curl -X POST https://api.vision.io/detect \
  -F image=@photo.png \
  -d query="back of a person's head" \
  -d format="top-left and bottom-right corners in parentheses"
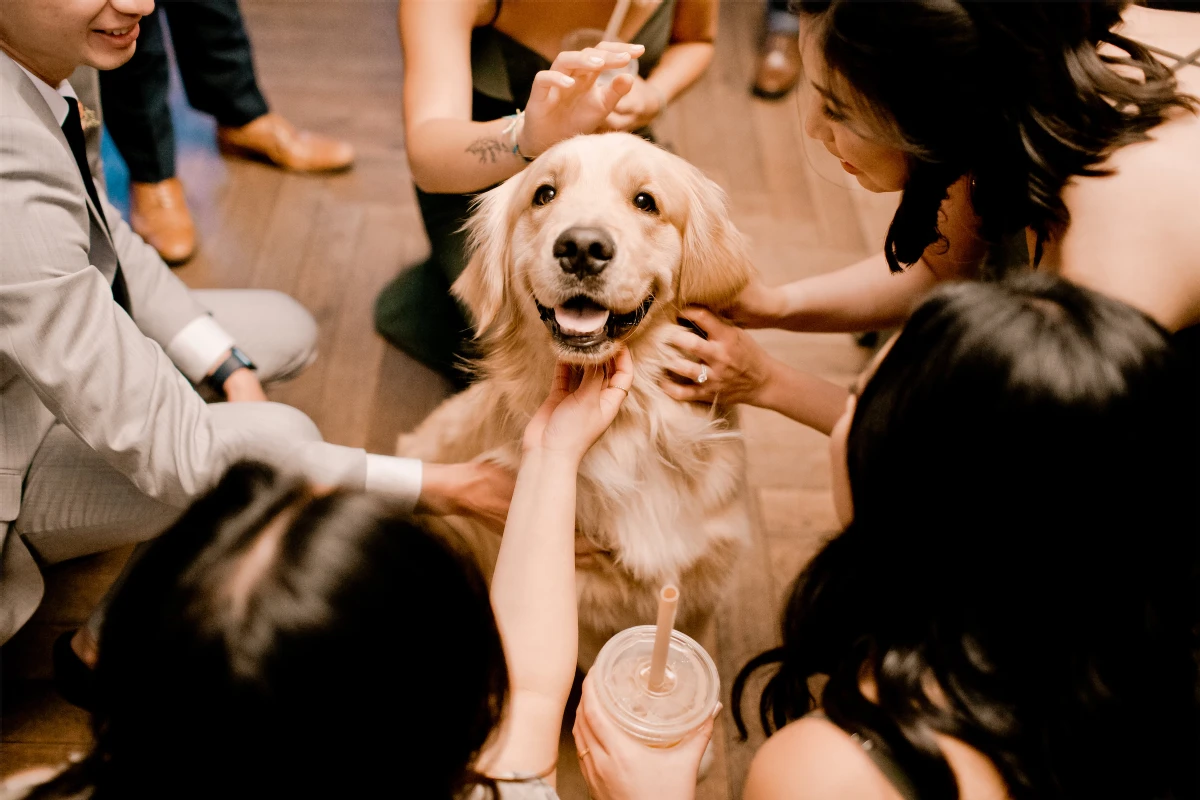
top-left (42, 463), bottom-right (507, 800)
top-left (851, 271), bottom-right (1195, 544)
top-left (738, 273), bottom-right (1199, 799)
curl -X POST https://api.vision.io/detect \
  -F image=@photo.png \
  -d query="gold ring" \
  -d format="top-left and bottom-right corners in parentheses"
top-left (578, 748), bottom-right (591, 759)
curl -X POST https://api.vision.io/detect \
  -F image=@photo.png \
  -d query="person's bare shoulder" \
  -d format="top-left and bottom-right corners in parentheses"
top-left (742, 717), bottom-right (903, 800)
top-left (1057, 112), bottom-right (1200, 329)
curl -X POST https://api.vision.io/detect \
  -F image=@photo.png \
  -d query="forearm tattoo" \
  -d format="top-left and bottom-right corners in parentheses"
top-left (466, 137), bottom-right (509, 163)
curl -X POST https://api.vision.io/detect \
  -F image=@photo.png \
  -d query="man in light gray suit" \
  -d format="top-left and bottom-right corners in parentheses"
top-left (0, 0), bottom-right (513, 686)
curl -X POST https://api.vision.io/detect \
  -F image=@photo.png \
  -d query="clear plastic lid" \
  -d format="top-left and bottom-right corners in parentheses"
top-left (591, 625), bottom-right (720, 746)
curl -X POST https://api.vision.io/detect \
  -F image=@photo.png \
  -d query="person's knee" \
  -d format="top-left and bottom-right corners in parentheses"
top-left (253, 402), bottom-right (323, 443)
top-left (212, 401), bottom-right (323, 444)
top-left (253, 291), bottom-right (319, 383)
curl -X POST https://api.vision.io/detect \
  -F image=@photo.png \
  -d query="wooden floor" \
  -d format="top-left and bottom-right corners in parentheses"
top-left (0, 2), bottom-right (897, 796)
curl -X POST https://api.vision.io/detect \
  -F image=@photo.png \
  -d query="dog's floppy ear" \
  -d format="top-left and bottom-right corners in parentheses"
top-left (453, 177), bottom-right (520, 335)
top-left (676, 164), bottom-right (755, 307)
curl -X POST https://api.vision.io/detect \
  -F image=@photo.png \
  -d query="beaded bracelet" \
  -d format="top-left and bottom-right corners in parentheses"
top-left (502, 109), bottom-right (536, 163)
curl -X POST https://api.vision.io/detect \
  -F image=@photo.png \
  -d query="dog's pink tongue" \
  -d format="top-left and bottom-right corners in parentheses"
top-left (554, 304), bottom-right (610, 335)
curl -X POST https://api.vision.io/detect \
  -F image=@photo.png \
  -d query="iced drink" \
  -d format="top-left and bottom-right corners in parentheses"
top-left (590, 625), bottom-right (720, 747)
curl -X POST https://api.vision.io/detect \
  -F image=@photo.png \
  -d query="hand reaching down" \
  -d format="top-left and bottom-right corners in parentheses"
top-left (523, 346), bottom-right (635, 462)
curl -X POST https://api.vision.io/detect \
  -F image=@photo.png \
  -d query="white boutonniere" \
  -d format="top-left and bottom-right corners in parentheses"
top-left (79, 104), bottom-right (101, 133)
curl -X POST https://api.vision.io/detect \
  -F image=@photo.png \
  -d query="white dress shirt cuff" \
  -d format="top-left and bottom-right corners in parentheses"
top-left (165, 315), bottom-right (238, 384)
top-left (364, 455), bottom-right (423, 512)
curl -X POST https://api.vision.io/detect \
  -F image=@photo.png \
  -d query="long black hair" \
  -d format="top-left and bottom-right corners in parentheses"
top-left (795, 0), bottom-right (1198, 271)
top-left (734, 274), bottom-right (1200, 799)
top-left (31, 462), bottom-right (509, 800)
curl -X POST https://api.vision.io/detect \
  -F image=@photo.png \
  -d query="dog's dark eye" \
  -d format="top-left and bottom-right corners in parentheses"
top-left (633, 192), bottom-right (658, 214)
top-left (533, 185), bottom-right (557, 206)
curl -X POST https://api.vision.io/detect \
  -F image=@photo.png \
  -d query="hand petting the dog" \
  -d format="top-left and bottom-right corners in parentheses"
top-left (415, 461), bottom-right (516, 532)
top-left (721, 278), bottom-right (788, 329)
top-left (519, 43), bottom-right (644, 158)
top-left (662, 308), bottom-right (848, 435)
top-left (524, 346), bottom-right (635, 462)
top-left (598, 75), bottom-right (666, 133)
top-left (662, 307), bottom-right (775, 407)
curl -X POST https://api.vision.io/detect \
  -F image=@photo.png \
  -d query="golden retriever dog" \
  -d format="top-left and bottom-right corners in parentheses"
top-left (398, 132), bottom-right (753, 666)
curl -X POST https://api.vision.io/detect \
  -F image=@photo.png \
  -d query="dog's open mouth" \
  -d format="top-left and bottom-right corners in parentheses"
top-left (535, 295), bottom-right (655, 349)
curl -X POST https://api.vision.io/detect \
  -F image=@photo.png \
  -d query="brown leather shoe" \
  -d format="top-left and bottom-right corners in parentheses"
top-left (752, 32), bottom-right (803, 100)
top-left (130, 177), bottom-right (196, 266)
top-left (217, 113), bottom-right (355, 173)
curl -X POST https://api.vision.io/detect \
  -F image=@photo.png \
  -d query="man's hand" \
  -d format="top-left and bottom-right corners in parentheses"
top-left (222, 367), bottom-right (267, 402)
top-left (417, 461), bottom-right (517, 531)
top-left (205, 348), bottom-right (266, 402)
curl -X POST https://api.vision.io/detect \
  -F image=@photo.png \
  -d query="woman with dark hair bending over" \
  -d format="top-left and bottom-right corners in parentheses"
top-left (665, 1), bottom-right (1200, 432)
top-left (574, 274), bottom-right (1199, 799)
top-left (1, 351), bottom-right (638, 800)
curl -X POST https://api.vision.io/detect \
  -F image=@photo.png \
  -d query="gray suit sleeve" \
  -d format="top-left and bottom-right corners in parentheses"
top-left (67, 63), bottom-right (225, 360)
top-left (98, 173), bottom-right (220, 351)
top-left (0, 116), bottom-right (372, 507)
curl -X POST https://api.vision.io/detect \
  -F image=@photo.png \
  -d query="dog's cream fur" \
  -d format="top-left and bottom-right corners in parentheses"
top-left (398, 133), bottom-right (754, 666)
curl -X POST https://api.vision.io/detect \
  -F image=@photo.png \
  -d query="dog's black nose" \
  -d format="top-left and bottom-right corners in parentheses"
top-left (554, 227), bottom-right (615, 276)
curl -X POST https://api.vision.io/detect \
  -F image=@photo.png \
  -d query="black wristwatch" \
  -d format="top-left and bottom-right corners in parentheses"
top-left (206, 347), bottom-right (256, 395)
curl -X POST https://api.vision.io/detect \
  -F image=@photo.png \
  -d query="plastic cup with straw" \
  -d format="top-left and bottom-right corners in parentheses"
top-left (589, 584), bottom-right (721, 748)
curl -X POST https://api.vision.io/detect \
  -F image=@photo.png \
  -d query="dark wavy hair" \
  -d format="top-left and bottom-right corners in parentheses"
top-left (733, 274), bottom-right (1200, 799)
top-left (795, 0), bottom-right (1199, 271)
top-left (30, 463), bottom-right (509, 800)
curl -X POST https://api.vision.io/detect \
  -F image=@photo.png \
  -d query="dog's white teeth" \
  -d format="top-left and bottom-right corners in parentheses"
top-left (554, 304), bottom-right (610, 335)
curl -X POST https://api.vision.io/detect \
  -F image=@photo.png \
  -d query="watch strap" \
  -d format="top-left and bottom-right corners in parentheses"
top-left (207, 348), bottom-right (256, 393)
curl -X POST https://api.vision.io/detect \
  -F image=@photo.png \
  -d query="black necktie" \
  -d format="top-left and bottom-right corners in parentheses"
top-left (61, 99), bottom-right (132, 315)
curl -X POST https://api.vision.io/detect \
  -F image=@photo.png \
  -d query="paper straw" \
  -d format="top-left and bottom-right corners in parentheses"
top-left (648, 584), bottom-right (679, 692)
top-left (603, 0), bottom-right (633, 42)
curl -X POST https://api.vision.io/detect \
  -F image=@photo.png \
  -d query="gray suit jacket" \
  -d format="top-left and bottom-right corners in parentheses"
top-left (0, 58), bottom-right (369, 643)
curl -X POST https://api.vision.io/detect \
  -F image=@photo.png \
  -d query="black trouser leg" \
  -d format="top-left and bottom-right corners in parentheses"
top-left (160, 0), bottom-right (269, 128)
top-left (98, 7), bottom-right (176, 183)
